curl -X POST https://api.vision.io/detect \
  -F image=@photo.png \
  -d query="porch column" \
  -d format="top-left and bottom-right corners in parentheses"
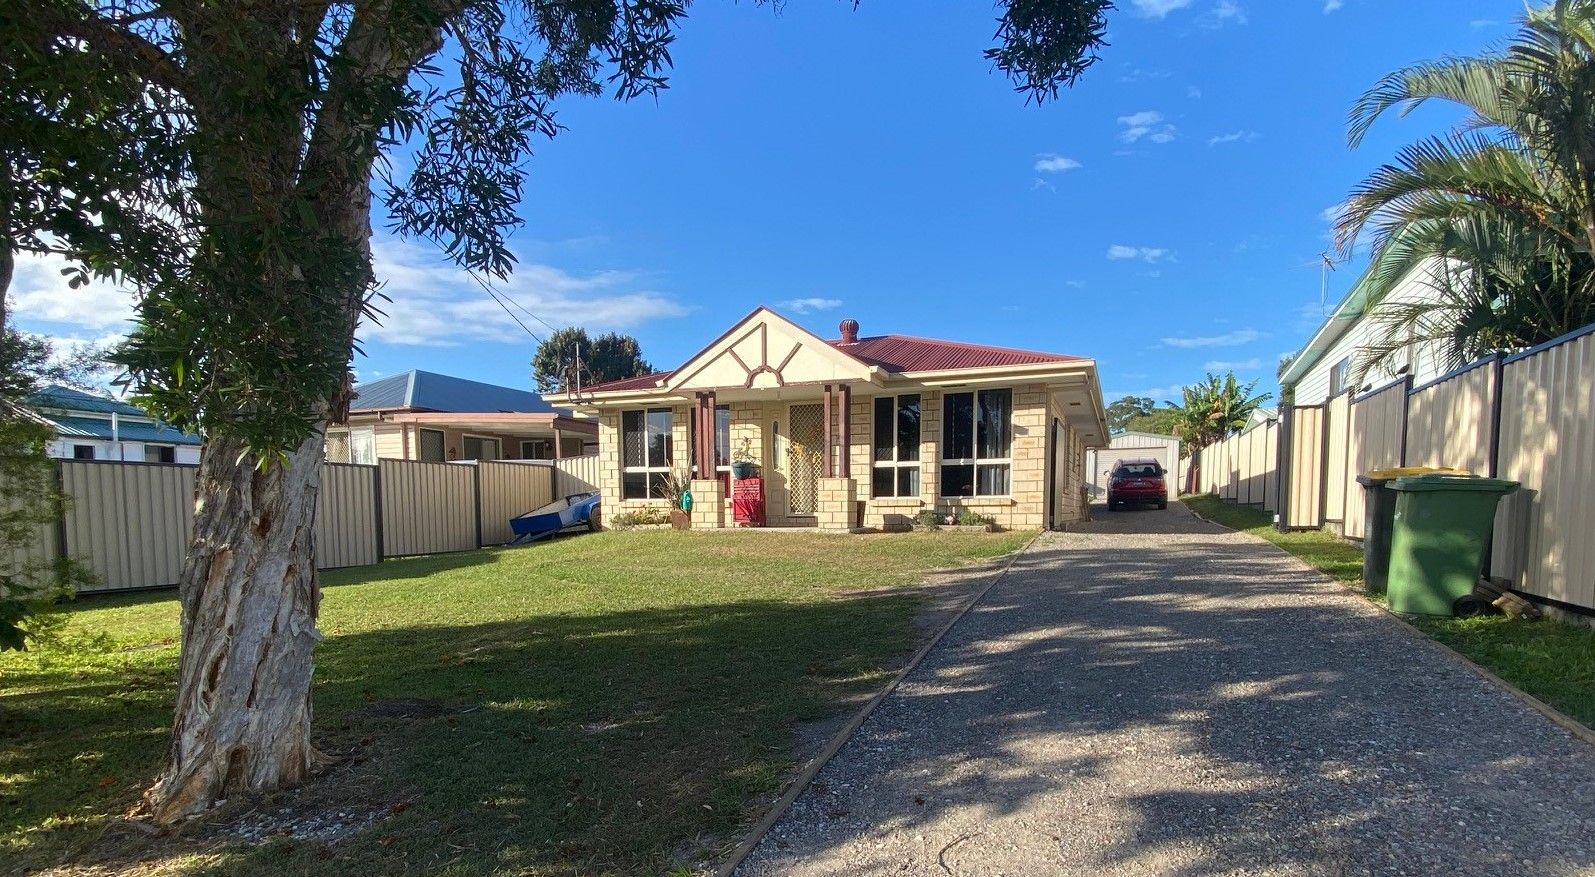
top-left (837, 383), bottom-right (851, 478)
top-left (553, 426), bottom-right (563, 460)
top-left (822, 383), bottom-right (834, 478)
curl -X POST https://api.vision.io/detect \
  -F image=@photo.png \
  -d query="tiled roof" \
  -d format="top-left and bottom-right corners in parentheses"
top-left (352, 370), bottom-right (561, 414)
top-left (581, 334), bottom-right (1082, 393)
top-left (835, 335), bottom-right (1083, 372)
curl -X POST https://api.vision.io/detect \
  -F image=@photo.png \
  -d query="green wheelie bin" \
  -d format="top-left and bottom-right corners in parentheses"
top-left (1386, 474), bottom-right (1519, 616)
top-left (1355, 466), bottom-right (1467, 594)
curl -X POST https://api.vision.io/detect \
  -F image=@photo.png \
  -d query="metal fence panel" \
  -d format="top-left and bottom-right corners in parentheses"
top-left (378, 459), bottom-right (477, 557)
top-left (478, 461), bottom-right (555, 546)
top-left (1406, 361), bottom-right (1496, 474)
top-left (61, 461), bottom-right (195, 592)
top-left (1344, 384), bottom-right (1406, 540)
top-left (1493, 329), bottom-right (1595, 610)
top-left (1322, 393), bottom-right (1351, 524)
top-left (1286, 406), bottom-right (1324, 528)
top-left (317, 463), bottom-right (380, 569)
top-left (553, 454), bottom-right (601, 496)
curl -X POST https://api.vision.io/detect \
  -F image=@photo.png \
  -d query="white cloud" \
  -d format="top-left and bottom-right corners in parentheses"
top-left (8, 252), bottom-right (137, 331)
top-left (1107, 245), bottom-right (1170, 263)
top-left (363, 238), bottom-right (687, 347)
top-left (1118, 110), bottom-right (1177, 144)
top-left (1131, 0), bottom-right (1194, 18)
top-left (1187, 86), bottom-right (1203, 99)
top-left (1106, 384), bottom-right (1188, 403)
top-left (1207, 130), bottom-right (1259, 146)
top-left (1323, 0), bottom-right (1344, 12)
top-left (1031, 177), bottom-right (1057, 193)
top-left (1470, 19), bottom-right (1500, 29)
top-left (1119, 68), bottom-right (1171, 83)
top-left (778, 297), bottom-right (843, 314)
top-left (1201, 0), bottom-right (1247, 27)
top-left (1203, 357), bottom-right (1263, 371)
top-left (1033, 153), bottom-right (1082, 173)
top-left (1320, 202), bottom-right (1348, 226)
top-left (1162, 328), bottom-right (1264, 348)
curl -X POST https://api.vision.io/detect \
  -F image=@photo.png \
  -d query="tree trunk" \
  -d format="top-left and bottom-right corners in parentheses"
top-left (141, 428), bottom-right (328, 824)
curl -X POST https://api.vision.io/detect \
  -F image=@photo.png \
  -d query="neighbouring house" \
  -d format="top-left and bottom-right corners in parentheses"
top-left (26, 385), bottom-right (202, 463)
top-left (564, 308), bottom-right (1109, 531)
top-left (1281, 260), bottom-right (1450, 404)
top-left (1086, 431), bottom-right (1183, 500)
top-left (326, 369), bottom-right (597, 464)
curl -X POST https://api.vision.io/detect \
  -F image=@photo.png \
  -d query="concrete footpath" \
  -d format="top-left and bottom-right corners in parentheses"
top-left (736, 504), bottom-right (1595, 876)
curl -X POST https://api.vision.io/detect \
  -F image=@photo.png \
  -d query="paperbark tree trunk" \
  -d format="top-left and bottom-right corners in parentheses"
top-left (141, 430), bottom-right (330, 824)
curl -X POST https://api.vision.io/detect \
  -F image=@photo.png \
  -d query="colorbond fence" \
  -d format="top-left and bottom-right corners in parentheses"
top-left (24, 455), bottom-right (598, 594)
top-left (1195, 420), bottom-right (1279, 513)
top-left (1205, 320), bottom-right (1595, 614)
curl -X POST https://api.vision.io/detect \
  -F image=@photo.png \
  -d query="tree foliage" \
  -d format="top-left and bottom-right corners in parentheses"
top-left (1167, 373), bottom-right (1271, 452)
top-left (1105, 395), bottom-right (1154, 433)
top-left (531, 327), bottom-right (651, 393)
top-left (1338, 0), bottom-right (1595, 379)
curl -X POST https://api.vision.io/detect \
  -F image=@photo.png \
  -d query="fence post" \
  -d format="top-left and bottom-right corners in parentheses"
top-left (1487, 352), bottom-right (1506, 479)
top-left (372, 462), bottom-right (386, 563)
top-left (1397, 373), bottom-right (1415, 467)
top-left (52, 459), bottom-right (68, 563)
top-left (1274, 412), bottom-right (1291, 530)
top-left (472, 461), bottom-right (484, 549)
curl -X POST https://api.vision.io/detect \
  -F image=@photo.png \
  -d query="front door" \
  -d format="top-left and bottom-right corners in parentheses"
top-left (786, 403), bottom-right (824, 517)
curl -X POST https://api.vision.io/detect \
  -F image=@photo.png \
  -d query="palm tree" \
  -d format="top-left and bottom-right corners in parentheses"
top-left (1167, 373), bottom-right (1272, 452)
top-left (1337, 0), bottom-right (1595, 378)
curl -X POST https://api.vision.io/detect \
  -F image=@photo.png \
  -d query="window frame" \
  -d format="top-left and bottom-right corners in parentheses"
top-left (939, 388), bottom-right (1013, 498)
top-left (622, 407), bottom-right (675, 500)
top-left (144, 444), bottom-right (176, 464)
top-left (687, 404), bottom-right (733, 477)
top-left (520, 438), bottom-right (554, 460)
top-left (350, 427), bottom-right (377, 465)
top-left (417, 427), bottom-right (446, 463)
top-left (1329, 357), bottom-right (1351, 396)
top-left (72, 444), bottom-right (96, 460)
top-left (871, 394), bottom-right (922, 498)
top-left (460, 433), bottom-right (501, 461)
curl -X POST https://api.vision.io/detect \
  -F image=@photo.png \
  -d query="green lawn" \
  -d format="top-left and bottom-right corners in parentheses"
top-left (0, 529), bottom-right (1028, 876)
top-left (1183, 494), bottom-right (1595, 728)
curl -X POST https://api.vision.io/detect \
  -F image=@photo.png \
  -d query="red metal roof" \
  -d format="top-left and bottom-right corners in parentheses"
top-left (581, 334), bottom-right (1082, 393)
top-left (835, 335), bottom-right (1083, 372)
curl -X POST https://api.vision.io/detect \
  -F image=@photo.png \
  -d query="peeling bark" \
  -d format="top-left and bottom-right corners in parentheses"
top-left (142, 429), bottom-right (329, 824)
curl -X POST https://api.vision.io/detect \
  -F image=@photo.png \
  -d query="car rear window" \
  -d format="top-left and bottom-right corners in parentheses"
top-left (1115, 464), bottom-right (1161, 478)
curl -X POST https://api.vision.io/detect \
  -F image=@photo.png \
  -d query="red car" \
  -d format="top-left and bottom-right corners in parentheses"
top-left (1107, 458), bottom-right (1168, 511)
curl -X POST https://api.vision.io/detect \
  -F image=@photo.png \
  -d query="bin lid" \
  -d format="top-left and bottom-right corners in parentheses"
top-left (1365, 466), bottom-right (1469, 482)
top-left (1388, 473), bottom-right (1519, 494)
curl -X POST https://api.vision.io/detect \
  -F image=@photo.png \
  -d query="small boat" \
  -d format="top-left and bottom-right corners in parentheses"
top-left (509, 492), bottom-right (601, 544)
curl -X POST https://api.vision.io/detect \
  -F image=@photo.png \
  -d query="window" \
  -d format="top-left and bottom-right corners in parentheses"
top-left (350, 428), bottom-right (377, 465)
top-left (559, 434), bottom-right (587, 458)
top-left (1113, 462), bottom-right (1162, 479)
top-left (418, 428), bottom-right (446, 462)
top-left (872, 394), bottom-right (921, 497)
top-left (461, 435), bottom-right (500, 461)
top-left (940, 389), bottom-right (1012, 497)
top-left (325, 429), bottom-right (352, 463)
top-left (145, 445), bottom-right (176, 464)
top-left (622, 408), bottom-right (674, 499)
top-left (72, 444), bottom-right (95, 460)
top-left (1329, 357), bottom-right (1351, 396)
top-left (520, 438), bottom-right (554, 460)
top-left (687, 405), bottom-right (732, 475)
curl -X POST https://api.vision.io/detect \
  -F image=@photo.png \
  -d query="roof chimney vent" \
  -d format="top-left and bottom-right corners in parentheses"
top-left (839, 318), bottom-right (859, 344)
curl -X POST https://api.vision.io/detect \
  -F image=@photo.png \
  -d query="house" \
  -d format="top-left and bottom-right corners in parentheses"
top-left (325, 369), bottom-right (597, 464)
top-left (565, 308), bottom-right (1109, 531)
top-left (1281, 260), bottom-right (1450, 404)
top-left (27, 385), bottom-right (202, 463)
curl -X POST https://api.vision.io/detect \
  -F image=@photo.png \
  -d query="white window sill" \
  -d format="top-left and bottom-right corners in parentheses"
top-left (868, 498), bottom-right (925, 508)
top-left (938, 496), bottom-right (1015, 506)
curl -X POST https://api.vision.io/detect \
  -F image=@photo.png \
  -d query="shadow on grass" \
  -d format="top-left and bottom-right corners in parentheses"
top-left (4, 589), bottom-right (934, 877)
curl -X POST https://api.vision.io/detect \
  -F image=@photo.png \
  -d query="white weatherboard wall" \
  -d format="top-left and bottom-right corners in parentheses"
top-left (1087, 432), bottom-right (1181, 500)
top-left (1294, 268), bottom-right (1451, 406)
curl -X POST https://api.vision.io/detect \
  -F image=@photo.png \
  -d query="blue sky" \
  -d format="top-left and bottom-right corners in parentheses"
top-left (12, 0), bottom-right (1518, 406)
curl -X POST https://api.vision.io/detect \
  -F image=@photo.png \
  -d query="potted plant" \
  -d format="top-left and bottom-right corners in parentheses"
top-left (658, 471), bottom-right (693, 529)
top-left (730, 437), bottom-right (759, 479)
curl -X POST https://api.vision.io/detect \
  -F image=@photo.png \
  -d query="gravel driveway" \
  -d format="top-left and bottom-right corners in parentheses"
top-left (736, 503), bottom-right (1595, 876)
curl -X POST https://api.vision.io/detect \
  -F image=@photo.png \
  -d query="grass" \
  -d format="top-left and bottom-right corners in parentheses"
top-left (0, 529), bottom-right (1028, 876)
top-left (1183, 493), bottom-right (1595, 728)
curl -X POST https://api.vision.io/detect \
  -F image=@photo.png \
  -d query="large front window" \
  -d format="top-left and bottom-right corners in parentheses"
top-left (941, 389), bottom-right (1011, 496)
top-left (872, 394), bottom-right (921, 497)
top-left (623, 408), bottom-right (674, 499)
top-left (687, 405), bottom-right (732, 475)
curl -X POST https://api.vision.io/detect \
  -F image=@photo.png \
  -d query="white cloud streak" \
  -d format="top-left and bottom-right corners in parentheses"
top-left (1207, 130), bottom-right (1258, 146)
top-left (778, 297), bottom-right (843, 314)
top-left (1131, 0), bottom-right (1194, 18)
top-left (1033, 153), bottom-right (1083, 173)
top-left (1162, 328), bottom-right (1264, 348)
top-left (1107, 245), bottom-right (1170, 263)
top-left (1118, 110), bottom-right (1177, 144)
top-left (1203, 357), bottom-right (1263, 371)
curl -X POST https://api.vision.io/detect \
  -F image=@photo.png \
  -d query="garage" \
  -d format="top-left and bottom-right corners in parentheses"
top-left (1086, 431), bottom-right (1182, 501)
